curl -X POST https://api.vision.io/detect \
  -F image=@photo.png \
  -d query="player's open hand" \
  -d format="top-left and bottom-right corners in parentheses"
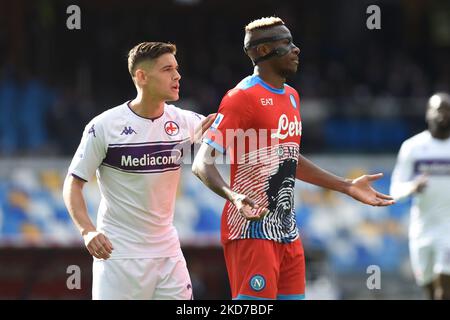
top-left (347, 173), bottom-right (395, 207)
top-left (83, 231), bottom-right (114, 260)
top-left (193, 113), bottom-right (216, 143)
top-left (231, 193), bottom-right (270, 221)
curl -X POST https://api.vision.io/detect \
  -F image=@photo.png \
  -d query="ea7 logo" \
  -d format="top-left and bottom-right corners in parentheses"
top-left (260, 98), bottom-right (273, 106)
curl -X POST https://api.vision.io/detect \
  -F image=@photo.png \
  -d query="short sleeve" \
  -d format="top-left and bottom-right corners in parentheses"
top-left (203, 89), bottom-right (253, 154)
top-left (68, 119), bottom-right (107, 182)
top-left (183, 110), bottom-right (205, 144)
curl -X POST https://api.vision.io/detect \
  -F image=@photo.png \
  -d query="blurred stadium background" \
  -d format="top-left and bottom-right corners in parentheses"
top-left (0, 0), bottom-right (449, 299)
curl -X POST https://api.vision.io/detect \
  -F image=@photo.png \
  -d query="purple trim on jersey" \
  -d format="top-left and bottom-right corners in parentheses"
top-left (126, 101), bottom-right (165, 121)
top-left (414, 159), bottom-right (450, 175)
top-left (109, 138), bottom-right (188, 147)
top-left (71, 173), bottom-right (88, 182)
top-left (102, 140), bottom-right (189, 173)
top-left (101, 163), bottom-right (181, 174)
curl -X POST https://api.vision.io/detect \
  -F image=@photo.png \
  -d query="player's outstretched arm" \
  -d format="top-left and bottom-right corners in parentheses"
top-left (63, 175), bottom-right (114, 259)
top-left (345, 173), bottom-right (395, 206)
top-left (390, 174), bottom-right (428, 200)
top-left (296, 154), bottom-right (395, 207)
top-left (192, 142), bottom-right (268, 220)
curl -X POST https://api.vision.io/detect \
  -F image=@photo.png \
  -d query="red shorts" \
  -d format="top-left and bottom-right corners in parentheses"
top-left (223, 238), bottom-right (305, 300)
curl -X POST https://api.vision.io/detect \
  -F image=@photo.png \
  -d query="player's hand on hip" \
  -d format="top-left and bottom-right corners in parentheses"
top-left (193, 113), bottom-right (216, 143)
top-left (231, 193), bottom-right (269, 221)
top-left (347, 173), bottom-right (395, 207)
top-left (83, 231), bottom-right (114, 260)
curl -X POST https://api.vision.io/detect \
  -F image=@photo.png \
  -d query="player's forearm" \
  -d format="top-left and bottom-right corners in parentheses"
top-left (296, 154), bottom-right (352, 194)
top-left (389, 181), bottom-right (416, 200)
top-left (62, 175), bottom-right (96, 236)
top-left (192, 158), bottom-right (235, 203)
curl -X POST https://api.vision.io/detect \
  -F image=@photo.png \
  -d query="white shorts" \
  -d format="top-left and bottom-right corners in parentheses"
top-left (92, 254), bottom-right (193, 300)
top-left (409, 237), bottom-right (450, 286)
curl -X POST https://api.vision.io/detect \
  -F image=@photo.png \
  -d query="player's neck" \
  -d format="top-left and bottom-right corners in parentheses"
top-left (430, 129), bottom-right (450, 140)
top-left (254, 67), bottom-right (285, 89)
top-left (130, 92), bottom-right (165, 119)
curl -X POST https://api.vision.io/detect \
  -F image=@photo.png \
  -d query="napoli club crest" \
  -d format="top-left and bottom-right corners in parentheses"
top-left (164, 121), bottom-right (179, 136)
top-left (249, 274), bottom-right (266, 292)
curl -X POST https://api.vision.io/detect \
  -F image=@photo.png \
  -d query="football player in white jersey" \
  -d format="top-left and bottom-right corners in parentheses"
top-left (391, 93), bottom-right (450, 300)
top-left (63, 42), bottom-right (214, 300)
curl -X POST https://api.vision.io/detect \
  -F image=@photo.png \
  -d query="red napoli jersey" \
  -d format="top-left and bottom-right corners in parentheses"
top-left (204, 75), bottom-right (302, 244)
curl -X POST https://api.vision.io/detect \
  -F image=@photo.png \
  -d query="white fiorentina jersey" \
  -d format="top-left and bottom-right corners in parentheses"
top-left (390, 131), bottom-right (450, 240)
top-left (68, 101), bottom-right (204, 259)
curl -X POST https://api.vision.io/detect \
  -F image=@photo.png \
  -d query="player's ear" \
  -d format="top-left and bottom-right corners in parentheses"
top-left (134, 69), bottom-right (147, 86)
top-left (256, 44), bottom-right (272, 57)
top-left (246, 47), bottom-right (257, 60)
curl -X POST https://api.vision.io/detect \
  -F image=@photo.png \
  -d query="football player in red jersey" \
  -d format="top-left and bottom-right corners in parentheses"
top-left (192, 17), bottom-right (395, 300)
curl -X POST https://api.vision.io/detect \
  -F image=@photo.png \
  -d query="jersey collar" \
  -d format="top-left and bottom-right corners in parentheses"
top-left (255, 75), bottom-right (285, 95)
top-left (126, 100), bottom-right (165, 122)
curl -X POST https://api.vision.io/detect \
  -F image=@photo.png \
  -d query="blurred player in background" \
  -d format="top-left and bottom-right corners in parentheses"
top-left (192, 17), bottom-right (394, 300)
top-left (391, 93), bottom-right (450, 300)
top-left (63, 42), bottom-right (214, 299)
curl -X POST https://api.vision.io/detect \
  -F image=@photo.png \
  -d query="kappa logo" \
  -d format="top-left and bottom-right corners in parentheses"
top-left (88, 124), bottom-right (96, 137)
top-left (121, 126), bottom-right (137, 135)
top-left (249, 274), bottom-right (266, 292)
top-left (165, 121), bottom-right (179, 136)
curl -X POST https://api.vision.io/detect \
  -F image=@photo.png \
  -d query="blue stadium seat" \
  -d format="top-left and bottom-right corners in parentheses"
top-left (195, 206), bottom-right (221, 233)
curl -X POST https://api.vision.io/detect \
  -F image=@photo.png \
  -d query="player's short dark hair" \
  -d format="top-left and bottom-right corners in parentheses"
top-left (127, 42), bottom-right (177, 77)
top-left (245, 16), bottom-right (285, 32)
